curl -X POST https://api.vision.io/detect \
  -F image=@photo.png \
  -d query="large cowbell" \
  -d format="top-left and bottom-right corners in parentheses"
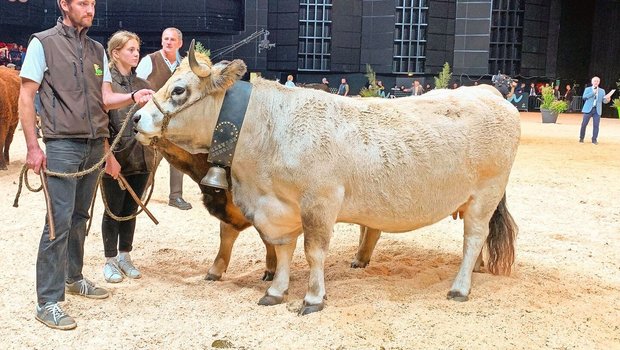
top-left (200, 166), bottom-right (229, 190)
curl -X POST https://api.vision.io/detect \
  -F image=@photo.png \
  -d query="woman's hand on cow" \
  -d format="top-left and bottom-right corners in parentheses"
top-left (104, 153), bottom-right (121, 179)
top-left (26, 146), bottom-right (46, 175)
top-left (133, 89), bottom-right (155, 107)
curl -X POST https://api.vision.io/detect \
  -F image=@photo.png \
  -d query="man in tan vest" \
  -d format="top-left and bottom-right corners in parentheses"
top-left (136, 27), bottom-right (192, 210)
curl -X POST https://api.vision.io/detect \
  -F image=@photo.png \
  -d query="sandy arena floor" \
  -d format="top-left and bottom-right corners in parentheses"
top-left (0, 112), bottom-right (619, 349)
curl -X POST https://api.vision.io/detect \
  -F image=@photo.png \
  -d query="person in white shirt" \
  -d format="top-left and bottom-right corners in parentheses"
top-left (136, 28), bottom-right (192, 210)
top-left (284, 74), bottom-right (295, 87)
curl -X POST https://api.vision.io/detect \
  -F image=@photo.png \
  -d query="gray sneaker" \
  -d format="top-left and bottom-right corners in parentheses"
top-left (35, 302), bottom-right (77, 330)
top-left (66, 278), bottom-right (110, 299)
top-left (118, 255), bottom-right (142, 279)
top-left (103, 261), bottom-right (123, 283)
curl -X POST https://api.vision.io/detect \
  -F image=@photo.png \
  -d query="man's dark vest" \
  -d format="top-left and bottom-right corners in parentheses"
top-left (146, 52), bottom-right (174, 90)
top-left (32, 19), bottom-right (108, 139)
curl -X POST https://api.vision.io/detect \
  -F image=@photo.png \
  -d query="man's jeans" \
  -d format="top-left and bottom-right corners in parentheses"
top-left (579, 110), bottom-right (600, 142)
top-left (36, 138), bottom-right (104, 305)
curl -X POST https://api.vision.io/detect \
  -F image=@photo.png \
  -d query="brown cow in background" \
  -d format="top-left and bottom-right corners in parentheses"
top-left (0, 66), bottom-right (20, 170)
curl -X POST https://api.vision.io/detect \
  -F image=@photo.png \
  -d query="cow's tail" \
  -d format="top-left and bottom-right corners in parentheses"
top-left (486, 193), bottom-right (518, 275)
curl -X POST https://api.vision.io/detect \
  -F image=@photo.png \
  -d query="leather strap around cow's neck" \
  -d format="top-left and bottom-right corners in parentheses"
top-left (207, 80), bottom-right (253, 167)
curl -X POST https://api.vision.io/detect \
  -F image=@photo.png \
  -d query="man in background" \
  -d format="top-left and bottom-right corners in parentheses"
top-left (136, 27), bottom-right (192, 210)
top-left (579, 76), bottom-right (612, 145)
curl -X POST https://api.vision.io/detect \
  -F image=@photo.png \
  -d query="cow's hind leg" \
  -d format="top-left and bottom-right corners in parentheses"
top-left (351, 225), bottom-right (381, 268)
top-left (0, 123), bottom-right (7, 170)
top-left (206, 221), bottom-right (241, 281)
top-left (447, 194), bottom-right (498, 301)
top-left (4, 121), bottom-right (17, 164)
top-left (258, 237), bottom-right (298, 306)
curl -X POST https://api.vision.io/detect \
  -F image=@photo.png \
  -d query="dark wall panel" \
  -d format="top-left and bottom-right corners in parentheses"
top-left (360, 0), bottom-right (395, 74)
top-left (266, 0), bottom-right (299, 72)
top-left (453, 0), bottom-right (492, 75)
top-left (426, 0), bottom-right (456, 75)
top-left (556, 0), bottom-right (594, 85)
top-left (521, 0), bottom-right (550, 78)
top-left (331, 0), bottom-right (362, 73)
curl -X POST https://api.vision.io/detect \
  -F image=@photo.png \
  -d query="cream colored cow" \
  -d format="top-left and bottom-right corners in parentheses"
top-left (135, 42), bottom-right (520, 315)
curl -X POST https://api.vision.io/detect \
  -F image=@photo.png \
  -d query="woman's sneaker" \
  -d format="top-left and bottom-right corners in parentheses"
top-left (35, 302), bottom-right (77, 330)
top-left (65, 278), bottom-right (110, 299)
top-left (103, 261), bottom-right (123, 283)
top-left (118, 255), bottom-right (142, 279)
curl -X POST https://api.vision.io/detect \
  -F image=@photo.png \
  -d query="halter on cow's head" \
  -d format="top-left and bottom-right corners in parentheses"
top-left (134, 39), bottom-right (247, 154)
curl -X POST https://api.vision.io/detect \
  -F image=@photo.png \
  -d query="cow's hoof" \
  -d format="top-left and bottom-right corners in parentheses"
top-left (262, 271), bottom-right (275, 281)
top-left (0, 165), bottom-right (7, 171)
top-left (350, 260), bottom-right (369, 268)
top-left (258, 293), bottom-right (284, 306)
top-left (205, 273), bottom-right (222, 281)
top-left (298, 301), bottom-right (324, 315)
top-left (446, 290), bottom-right (469, 302)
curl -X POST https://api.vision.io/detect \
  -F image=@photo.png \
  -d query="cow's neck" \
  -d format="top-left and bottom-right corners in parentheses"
top-left (206, 80), bottom-right (253, 168)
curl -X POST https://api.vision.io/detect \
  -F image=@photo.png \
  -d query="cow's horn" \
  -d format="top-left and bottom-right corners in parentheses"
top-left (189, 39), bottom-right (211, 78)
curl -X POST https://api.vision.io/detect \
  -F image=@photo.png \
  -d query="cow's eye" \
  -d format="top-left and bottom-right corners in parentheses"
top-left (172, 86), bottom-right (186, 96)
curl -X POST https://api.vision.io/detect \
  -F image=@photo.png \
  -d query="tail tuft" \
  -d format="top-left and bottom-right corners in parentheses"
top-left (486, 194), bottom-right (518, 275)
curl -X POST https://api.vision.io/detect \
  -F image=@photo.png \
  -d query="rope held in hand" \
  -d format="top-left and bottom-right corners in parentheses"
top-left (12, 104), bottom-right (159, 240)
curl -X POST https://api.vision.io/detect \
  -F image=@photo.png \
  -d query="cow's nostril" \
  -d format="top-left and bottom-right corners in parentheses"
top-left (133, 114), bottom-right (141, 124)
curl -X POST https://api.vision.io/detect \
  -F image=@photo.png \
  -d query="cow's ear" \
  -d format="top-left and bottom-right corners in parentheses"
top-left (211, 59), bottom-right (247, 91)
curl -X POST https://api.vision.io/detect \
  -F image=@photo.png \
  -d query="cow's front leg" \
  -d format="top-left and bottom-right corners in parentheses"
top-left (351, 226), bottom-right (381, 268)
top-left (206, 221), bottom-right (241, 281)
top-left (258, 237), bottom-right (298, 306)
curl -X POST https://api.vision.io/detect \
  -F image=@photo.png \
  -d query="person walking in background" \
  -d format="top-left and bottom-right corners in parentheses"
top-left (18, 0), bottom-right (152, 330)
top-left (284, 74), bottom-right (295, 87)
top-left (564, 84), bottom-right (575, 112)
top-left (136, 27), bottom-right (192, 210)
top-left (579, 76), bottom-right (612, 145)
top-left (337, 78), bottom-right (349, 96)
top-left (100, 30), bottom-right (155, 284)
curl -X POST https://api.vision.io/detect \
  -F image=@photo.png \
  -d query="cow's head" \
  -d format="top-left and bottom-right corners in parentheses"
top-left (134, 40), bottom-right (247, 153)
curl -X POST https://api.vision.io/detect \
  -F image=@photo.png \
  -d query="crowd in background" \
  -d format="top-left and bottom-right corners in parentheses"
top-left (0, 41), bottom-right (26, 69)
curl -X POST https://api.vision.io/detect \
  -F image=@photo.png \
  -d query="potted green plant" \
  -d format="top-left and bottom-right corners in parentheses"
top-left (539, 85), bottom-right (568, 123)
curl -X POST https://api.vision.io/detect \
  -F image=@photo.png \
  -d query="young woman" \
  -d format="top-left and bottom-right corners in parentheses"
top-left (101, 30), bottom-right (155, 283)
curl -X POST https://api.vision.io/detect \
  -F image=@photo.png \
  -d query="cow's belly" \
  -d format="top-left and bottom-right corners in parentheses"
top-left (338, 181), bottom-right (472, 232)
top-left (233, 186), bottom-right (303, 244)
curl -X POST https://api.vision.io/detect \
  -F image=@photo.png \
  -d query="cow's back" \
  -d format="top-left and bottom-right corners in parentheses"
top-left (235, 81), bottom-right (520, 232)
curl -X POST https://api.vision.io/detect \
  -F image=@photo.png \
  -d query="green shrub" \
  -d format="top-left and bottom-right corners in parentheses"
top-left (434, 62), bottom-right (451, 89)
top-left (194, 41), bottom-right (211, 56)
top-left (540, 85), bottom-right (568, 113)
top-left (359, 64), bottom-right (381, 97)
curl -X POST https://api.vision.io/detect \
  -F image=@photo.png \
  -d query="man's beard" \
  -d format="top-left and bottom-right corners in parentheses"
top-left (69, 13), bottom-right (93, 29)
